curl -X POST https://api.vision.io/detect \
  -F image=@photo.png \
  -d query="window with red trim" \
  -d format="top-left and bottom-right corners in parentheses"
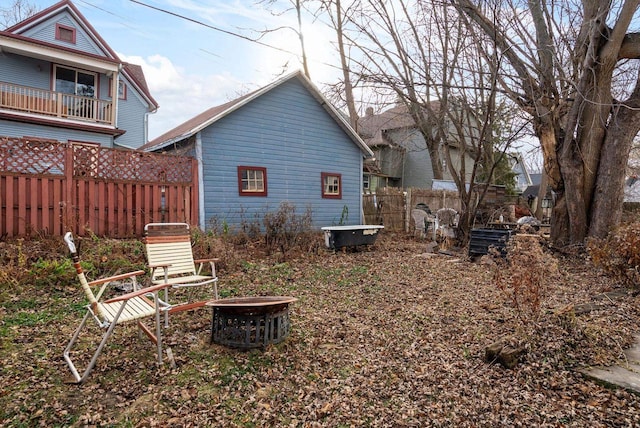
top-left (55, 23), bottom-right (76, 44)
top-left (238, 166), bottom-right (267, 196)
top-left (108, 79), bottom-right (127, 100)
top-left (322, 172), bottom-right (342, 199)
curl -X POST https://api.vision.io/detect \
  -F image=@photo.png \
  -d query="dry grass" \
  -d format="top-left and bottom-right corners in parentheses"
top-left (1, 232), bottom-right (640, 427)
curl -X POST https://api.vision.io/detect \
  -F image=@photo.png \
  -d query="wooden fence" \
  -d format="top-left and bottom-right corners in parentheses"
top-left (363, 186), bottom-right (510, 232)
top-left (0, 137), bottom-right (198, 238)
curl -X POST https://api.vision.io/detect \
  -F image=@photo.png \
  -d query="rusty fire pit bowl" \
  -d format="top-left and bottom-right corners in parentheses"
top-left (206, 296), bottom-right (297, 349)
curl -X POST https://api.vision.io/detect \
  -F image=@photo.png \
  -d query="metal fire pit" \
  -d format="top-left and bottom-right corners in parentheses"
top-left (206, 296), bottom-right (297, 349)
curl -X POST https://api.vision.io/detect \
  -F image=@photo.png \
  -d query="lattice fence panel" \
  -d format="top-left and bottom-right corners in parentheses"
top-left (73, 145), bottom-right (192, 183)
top-left (0, 137), bottom-right (65, 175)
top-left (1, 136), bottom-right (198, 237)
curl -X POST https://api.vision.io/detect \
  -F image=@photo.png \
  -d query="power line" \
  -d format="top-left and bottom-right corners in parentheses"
top-left (128, 0), bottom-right (296, 56)
top-left (75, 0), bottom-right (137, 30)
top-left (127, 0), bottom-right (342, 73)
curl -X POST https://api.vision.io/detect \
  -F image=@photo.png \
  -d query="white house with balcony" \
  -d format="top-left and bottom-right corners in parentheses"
top-left (0, 0), bottom-right (157, 148)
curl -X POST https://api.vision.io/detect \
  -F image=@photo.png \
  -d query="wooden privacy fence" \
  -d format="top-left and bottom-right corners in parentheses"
top-left (0, 137), bottom-right (198, 238)
top-left (363, 186), bottom-right (509, 232)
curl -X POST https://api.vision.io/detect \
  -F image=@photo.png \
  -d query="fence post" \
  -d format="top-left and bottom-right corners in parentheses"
top-left (405, 187), bottom-right (412, 233)
top-left (191, 158), bottom-right (199, 228)
top-left (64, 143), bottom-right (75, 234)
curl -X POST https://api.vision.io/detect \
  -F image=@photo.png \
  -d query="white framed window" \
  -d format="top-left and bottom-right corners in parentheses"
top-left (238, 166), bottom-right (267, 196)
top-left (109, 79), bottom-right (127, 100)
top-left (54, 65), bottom-right (96, 98)
top-left (363, 174), bottom-right (370, 191)
top-left (322, 172), bottom-right (342, 199)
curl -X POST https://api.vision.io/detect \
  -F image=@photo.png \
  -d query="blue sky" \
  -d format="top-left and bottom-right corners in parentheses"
top-left (27, 0), bottom-right (339, 139)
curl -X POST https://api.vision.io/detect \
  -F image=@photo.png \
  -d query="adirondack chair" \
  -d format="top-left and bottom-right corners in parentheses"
top-left (144, 223), bottom-right (219, 319)
top-left (63, 232), bottom-right (170, 384)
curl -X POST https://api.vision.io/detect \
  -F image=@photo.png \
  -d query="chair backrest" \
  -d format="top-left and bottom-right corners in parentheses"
top-left (436, 208), bottom-right (458, 227)
top-left (411, 209), bottom-right (429, 232)
top-left (144, 223), bottom-right (197, 282)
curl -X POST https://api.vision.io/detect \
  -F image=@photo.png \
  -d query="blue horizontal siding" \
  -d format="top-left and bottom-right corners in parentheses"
top-left (114, 78), bottom-right (149, 149)
top-left (21, 12), bottom-right (104, 56)
top-left (0, 120), bottom-right (112, 146)
top-left (201, 78), bottom-right (363, 230)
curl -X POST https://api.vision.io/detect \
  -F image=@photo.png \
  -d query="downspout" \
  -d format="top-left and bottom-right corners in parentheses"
top-left (195, 132), bottom-right (205, 229)
top-left (360, 156), bottom-right (365, 224)
top-left (114, 64), bottom-right (122, 129)
top-left (144, 113), bottom-right (149, 144)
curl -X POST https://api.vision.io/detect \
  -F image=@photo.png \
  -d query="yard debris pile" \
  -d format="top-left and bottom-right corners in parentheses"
top-left (1, 233), bottom-right (640, 426)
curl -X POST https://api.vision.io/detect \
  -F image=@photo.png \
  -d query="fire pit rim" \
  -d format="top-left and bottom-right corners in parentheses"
top-left (205, 296), bottom-right (298, 308)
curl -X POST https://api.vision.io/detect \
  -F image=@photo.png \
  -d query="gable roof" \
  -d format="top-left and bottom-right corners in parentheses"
top-left (6, 0), bottom-right (118, 59)
top-left (140, 70), bottom-right (373, 157)
top-left (122, 62), bottom-right (158, 112)
top-left (2, 0), bottom-right (158, 111)
top-left (358, 102), bottom-right (441, 146)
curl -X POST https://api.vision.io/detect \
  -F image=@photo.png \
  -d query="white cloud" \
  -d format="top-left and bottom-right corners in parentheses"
top-left (119, 53), bottom-right (243, 140)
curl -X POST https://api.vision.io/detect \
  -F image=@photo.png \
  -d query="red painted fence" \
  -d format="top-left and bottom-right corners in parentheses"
top-left (0, 137), bottom-right (198, 238)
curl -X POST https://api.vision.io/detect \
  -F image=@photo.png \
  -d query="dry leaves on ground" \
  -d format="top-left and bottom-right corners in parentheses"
top-left (1, 234), bottom-right (640, 427)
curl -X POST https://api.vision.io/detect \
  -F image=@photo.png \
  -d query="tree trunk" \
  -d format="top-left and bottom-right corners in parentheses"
top-left (334, 0), bottom-right (359, 130)
top-left (590, 87), bottom-right (640, 237)
top-left (454, 0), bottom-right (640, 247)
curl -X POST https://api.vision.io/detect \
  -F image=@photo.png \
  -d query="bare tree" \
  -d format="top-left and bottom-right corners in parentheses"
top-left (1, 0), bottom-right (38, 29)
top-left (256, 0), bottom-right (312, 78)
top-left (453, 0), bottom-right (640, 246)
top-left (328, 0), bottom-right (525, 242)
top-left (318, 0), bottom-right (360, 129)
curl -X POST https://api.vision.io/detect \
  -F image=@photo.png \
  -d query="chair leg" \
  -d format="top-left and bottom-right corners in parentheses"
top-left (154, 292), bottom-right (163, 364)
top-left (162, 267), bottom-right (170, 328)
top-left (63, 311), bottom-right (92, 383)
top-left (63, 301), bottom-right (129, 384)
top-left (64, 310), bottom-right (121, 384)
top-left (135, 292), bottom-right (164, 365)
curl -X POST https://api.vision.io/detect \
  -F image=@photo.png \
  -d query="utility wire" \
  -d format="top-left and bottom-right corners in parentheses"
top-left (129, 0), bottom-right (296, 56)
top-left (128, 0), bottom-right (342, 72)
top-left (76, 0), bottom-right (137, 30)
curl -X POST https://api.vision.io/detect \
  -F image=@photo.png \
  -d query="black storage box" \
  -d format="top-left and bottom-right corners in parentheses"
top-left (468, 228), bottom-right (514, 257)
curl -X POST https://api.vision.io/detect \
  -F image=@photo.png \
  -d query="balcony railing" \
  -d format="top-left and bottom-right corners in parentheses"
top-left (0, 81), bottom-right (113, 125)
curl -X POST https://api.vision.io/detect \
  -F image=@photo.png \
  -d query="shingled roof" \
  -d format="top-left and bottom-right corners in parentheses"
top-left (357, 102), bottom-right (441, 146)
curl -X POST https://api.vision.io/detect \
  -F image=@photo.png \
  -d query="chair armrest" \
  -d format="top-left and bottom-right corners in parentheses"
top-left (104, 283), bottom-right (171, 303)
top-left (88, 270), bottom-right (146, 287)
top-left (148, 263), bottom-right (172, 269)
top-left (194, 258), bottom-right (218, 277)
top-left (194, 257), bottom-right (219, 264)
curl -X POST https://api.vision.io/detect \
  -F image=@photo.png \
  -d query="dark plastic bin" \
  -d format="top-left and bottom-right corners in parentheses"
top-left (468, 228), bottom-right (514, 257)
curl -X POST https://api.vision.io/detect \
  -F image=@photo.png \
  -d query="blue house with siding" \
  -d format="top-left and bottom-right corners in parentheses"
top-left (0, 0), bottom-right (158, 148)
top-left (140, 71), bottom-right (374, 231)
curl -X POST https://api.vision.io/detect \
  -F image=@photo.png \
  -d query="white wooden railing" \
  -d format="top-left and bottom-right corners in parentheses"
top-left (0, 81), bottom-right (113, 125)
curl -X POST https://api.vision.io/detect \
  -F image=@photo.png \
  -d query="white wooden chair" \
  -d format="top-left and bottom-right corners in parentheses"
top-left (63, 232), bottom-right (170, 384)
top-left (144, 223), bottom-right (219, 321)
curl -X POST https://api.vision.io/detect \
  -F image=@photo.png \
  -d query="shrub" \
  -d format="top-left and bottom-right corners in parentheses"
top-left (263, 202), bottom-right (313, 257)
top-left (587, 222), bottom-right (640, 288)
top-left (493, 234), bottom-right (559, 323)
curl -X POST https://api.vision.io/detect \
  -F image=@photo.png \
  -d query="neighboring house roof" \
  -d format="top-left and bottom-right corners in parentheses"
top-left (522, 184), bottom-right (539, 199)
top-left (2, 0), bottom-right (158, 111)
top-left (141, 70), bottom-right (373, 157)
top-left (529, 173), bottom-right (542, 186)
top-left (359, 103), bottom-right (441, 137)
top-left (358, 103), bottom-right (440, 147)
